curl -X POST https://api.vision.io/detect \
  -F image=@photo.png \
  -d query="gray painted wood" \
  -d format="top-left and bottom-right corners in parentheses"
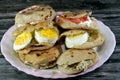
top-left (0, 0), bottom-right (120, 80)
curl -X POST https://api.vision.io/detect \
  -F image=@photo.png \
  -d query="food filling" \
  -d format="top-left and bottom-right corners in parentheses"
top-left (59, 16), bottom-right (92, 25)
top-left (13, 32), bottom-right (32, 51)
top-left (65, 32), bottom-right (89, 48)
top-left (60, 60), bottom-right (93, 71)
top-left (35, 27), bottom-right (59, 44)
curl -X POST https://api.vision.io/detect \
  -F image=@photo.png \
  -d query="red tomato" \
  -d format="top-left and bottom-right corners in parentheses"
top-left (59, 16), bottom-right (88, 24)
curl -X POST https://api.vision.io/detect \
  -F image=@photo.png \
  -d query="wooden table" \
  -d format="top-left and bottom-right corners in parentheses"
top-left (0, 0), bottom-right (119, 80)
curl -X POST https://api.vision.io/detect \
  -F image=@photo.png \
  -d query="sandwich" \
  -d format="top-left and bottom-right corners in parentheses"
top-left (13, 21), bottom-right (59, 51)
top-left (60, 29), bottom-right (104, 49)
top-left (57, 10), bottom-right (99, 30)
top-left (19, 45), bottom-right (61, 69)
top-left (57, 49), bottom-right (98, 74)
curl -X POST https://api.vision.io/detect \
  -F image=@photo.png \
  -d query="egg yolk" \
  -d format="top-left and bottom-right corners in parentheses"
top-left (14, 32), bottom-right (32, 45)
top-left (40, 28), bottom-right (58, 39)
top-left (67, 31), bottom-right (86, 39)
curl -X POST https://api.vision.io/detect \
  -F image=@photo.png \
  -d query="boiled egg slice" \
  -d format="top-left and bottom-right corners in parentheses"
top-left (35, 27), bottom-right (59, 44)
top-left (65, 32), bottom-right (89, 48)
top-left (13, 32), bottom-right (32, 51)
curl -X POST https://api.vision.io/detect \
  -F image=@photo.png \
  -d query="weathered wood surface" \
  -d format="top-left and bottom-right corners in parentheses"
top-left (0, 0), bottom-right (120, 80)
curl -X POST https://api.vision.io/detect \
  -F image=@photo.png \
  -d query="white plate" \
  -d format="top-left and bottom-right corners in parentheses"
top-left (1, 19), bottom-right (116, 79)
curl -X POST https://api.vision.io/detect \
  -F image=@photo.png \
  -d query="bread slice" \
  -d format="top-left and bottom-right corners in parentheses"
top-left (57, 49), bottom-right (98, 74)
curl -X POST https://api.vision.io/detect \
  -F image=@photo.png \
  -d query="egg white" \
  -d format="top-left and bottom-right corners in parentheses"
top-left (65, 32), bottom-right (89, 48)
top-left (13, 32), bottom-right (32, 51)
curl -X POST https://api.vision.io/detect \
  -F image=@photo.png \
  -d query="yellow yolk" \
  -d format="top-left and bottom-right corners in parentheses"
top-left (40, 28), bottom-right (58, 39)
top-left (13, 32), bottom-right (32, 51)
top-left (67, 32), bottom-right (85, 39)
top-left (14, 32), bottom-right (32, 45)
top-left (34, 27), bottom-right (59, 44)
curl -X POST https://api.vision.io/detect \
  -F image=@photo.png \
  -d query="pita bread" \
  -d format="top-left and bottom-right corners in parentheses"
top-left (58, 10), bottom-right (92, 18)
top-left (15, 4), bottom-right (56, 27)
top-left (18, 45), bottom-right (62, 69)
top-left (57, 49), bottom-right (98, 74)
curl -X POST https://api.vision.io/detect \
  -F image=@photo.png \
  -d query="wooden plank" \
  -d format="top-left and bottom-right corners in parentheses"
top-left (0, 0), bottom-right (119, 12)
top-left (0, 13), bottom-right (16, 19)
top-left (0, 19), bottom-right (14, 29)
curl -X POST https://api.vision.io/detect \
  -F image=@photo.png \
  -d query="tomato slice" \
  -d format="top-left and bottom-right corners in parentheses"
top-left (59, 16), bottom-right (88, 24)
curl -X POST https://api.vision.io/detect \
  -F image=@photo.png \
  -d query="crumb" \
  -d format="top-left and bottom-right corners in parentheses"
top-left (32, 68), bottom-right (38, 71)
top-left (24, 61), bottom-right (28, 64)
top-left (52, 71), bottom-right (58, 75)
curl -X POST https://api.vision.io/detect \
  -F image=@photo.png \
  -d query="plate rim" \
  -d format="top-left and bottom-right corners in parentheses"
top-left (0, 19), bottom-right (116, 79)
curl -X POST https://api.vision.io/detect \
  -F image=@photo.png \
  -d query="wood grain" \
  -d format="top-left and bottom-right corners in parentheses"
top-left (0, 0), bottom-right (120, 80)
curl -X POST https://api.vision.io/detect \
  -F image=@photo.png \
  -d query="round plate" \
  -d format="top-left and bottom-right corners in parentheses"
top-left (1, 18), bottom-right (116, 78)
